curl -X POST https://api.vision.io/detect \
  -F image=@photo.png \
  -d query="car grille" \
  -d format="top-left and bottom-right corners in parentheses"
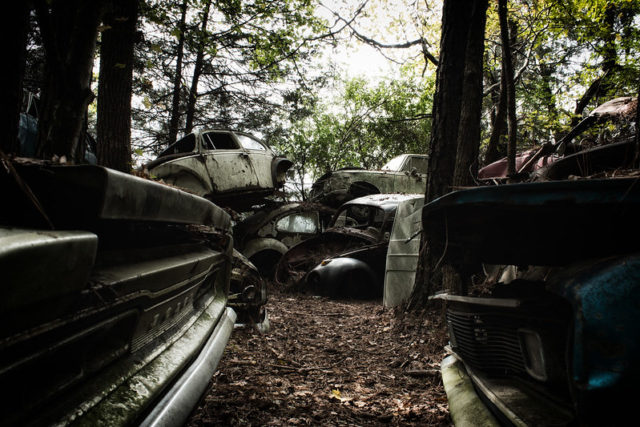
top-left (447, 309), bottom-right (526, 376)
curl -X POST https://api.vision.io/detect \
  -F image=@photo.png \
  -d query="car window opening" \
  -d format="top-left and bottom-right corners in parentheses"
top-left (202, 132), bottom-right (238, 150)
top-left (159, 134), bottom-right (196, 156)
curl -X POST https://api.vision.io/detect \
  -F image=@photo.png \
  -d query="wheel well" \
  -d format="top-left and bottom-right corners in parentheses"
top-left (349, 181), bottom-right (380, 198)
top-left (249, 249), bottom-right (283, 279)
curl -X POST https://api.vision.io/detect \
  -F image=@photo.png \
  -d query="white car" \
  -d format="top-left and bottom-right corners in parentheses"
top-left (148, 129), bottom-right (292, 211)
top-left (309, 154), bottom-right (428, 207)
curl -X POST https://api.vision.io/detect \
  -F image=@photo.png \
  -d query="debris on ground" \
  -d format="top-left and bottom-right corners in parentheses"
top-left (188, 287), bottom-right (450, 426)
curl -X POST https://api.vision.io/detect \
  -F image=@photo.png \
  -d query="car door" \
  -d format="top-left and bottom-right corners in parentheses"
top-left (201, 131), bottom-right (260, 193)
top-left (235, 133), bottom-right (274, 188)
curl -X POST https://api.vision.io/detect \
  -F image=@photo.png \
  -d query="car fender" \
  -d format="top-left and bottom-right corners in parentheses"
top-left (306, 257), bottom-right (379, 298)
top-left (271, 157), bottom-right (293, 187)
top-left (150, 159), bottom-right (213, 197)
top-left (242, 237), bottom-right (288, 259)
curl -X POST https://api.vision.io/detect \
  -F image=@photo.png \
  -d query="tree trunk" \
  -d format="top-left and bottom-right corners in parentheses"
top-left (453, 0), bottom-right (488, 188)
top-left (96, 0), bottom-right (138, 172)
top-left (167, 0), bottom-right (188, 146)
top-left (635, 82), bottom-right (640, 167)
top-left (484, 69), bottom-right (507, 165)
top-left (35, 0), bottom-right (104, 161)
top-left (499, 0), bottom-right (517, 177)
top-left (410, 0), bottom-right (487, 308)
top-left (184, 0), bottom-right (212, 134)
top-left (424, 1), bottom-right (474, 203)
top-left (2, 2), bottom-right (30, 155)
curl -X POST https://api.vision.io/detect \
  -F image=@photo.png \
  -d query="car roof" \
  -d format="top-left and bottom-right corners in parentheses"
top-left (341, 193), bottom-right (424, 212)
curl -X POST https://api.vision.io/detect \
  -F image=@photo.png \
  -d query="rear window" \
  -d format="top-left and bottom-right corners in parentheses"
top-left (275, 212), bottom-right (318, 234)
top-left (159, 134), bottom-right (196, 157)
top-left (237, 134), bottom-right (266, 151)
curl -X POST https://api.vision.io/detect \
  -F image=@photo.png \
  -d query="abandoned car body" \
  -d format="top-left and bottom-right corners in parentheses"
top-left (425, 178), bottom-right (640, 425)
top-left (233, 202), bottom-right (335, 276)
top-left (275, 194), bottom-right (424, 298)
top-left (309, 154), bottom-right (428, 207)
top-left (0, 163), bottom-right (235, 426)
top-left (147, 129), bottom-right (293, 210)
top-left (478, 96), bottom-right (637, 181)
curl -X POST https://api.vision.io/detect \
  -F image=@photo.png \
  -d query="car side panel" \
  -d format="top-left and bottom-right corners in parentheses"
top-left (203, 149), bottom-right (260, 193)
top-left (246, 149), bottom-right (275, 188)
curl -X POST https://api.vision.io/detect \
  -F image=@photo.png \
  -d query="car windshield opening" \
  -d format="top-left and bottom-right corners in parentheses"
top-left (159, 134), bottom-right (196, 157)
top-left (332, 205), bottom-right (385, 231)
top-left (381, 156), bottom-right (405, 171)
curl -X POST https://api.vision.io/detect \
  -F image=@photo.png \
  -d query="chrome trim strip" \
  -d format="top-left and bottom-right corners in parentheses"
top-left (140, 307), bottom-right (236, 427)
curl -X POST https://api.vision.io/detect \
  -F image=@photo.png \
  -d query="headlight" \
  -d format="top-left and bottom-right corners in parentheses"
top-left (519, 329), bottom-right (547, 381)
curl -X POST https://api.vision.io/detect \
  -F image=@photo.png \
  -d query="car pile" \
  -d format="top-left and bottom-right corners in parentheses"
top-left (6, 93), bottom-right (635, 425)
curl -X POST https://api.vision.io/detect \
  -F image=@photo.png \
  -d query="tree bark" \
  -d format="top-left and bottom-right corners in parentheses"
top-left (167, 0), bottom-right (188, 146)
top-left (35, 0), bottom-right (104, 161)
top-left (499, 0), bottom-right (517, 177)
top-left (410, 0), bottom-right (487, 307)
top-left (185, 0), bottom-right (212, 134)
top-left (2, 2), bottom-right (31, 155)
top-left (424, 1), bottom-right (474, 203)
top-left (96, 0), bottom-right (138, 172)
top-left (453, 0), bottom-right (488, 187)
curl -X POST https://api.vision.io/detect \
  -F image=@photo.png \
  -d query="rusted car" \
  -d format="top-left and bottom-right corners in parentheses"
top-left (309, 154), bottom-right (428, 207)
top-left (233, 202), bottom-right (335, 276)
top-left (0, 162), bottom-right (235, 426)
top-left (429, 183), bottom-right (640, 423)
top-left (479, 97), bottom-right (637, 181)
top-left (275, 194), bottom-right (424, 298)
top-left (433, 97), bottom-right (640, 426)
top-left (147, 129), bottom-right (293, 211)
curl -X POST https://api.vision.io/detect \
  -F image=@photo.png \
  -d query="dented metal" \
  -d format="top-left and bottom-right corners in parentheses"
top-left (1, 163), bottom-right (235, 426)
top-left (234, 202), bottom-right (335, 276)
top-left (147, 129), bottom-right (292, 211)
top-left (309, 154), bottom-right (428, 207)
top-left (426, 175), bottom-right (640, 425)
top-left (275, 194), bottom-right (423, 298)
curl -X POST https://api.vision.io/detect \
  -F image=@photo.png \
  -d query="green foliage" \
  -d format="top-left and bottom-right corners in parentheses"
top-left (480, 0), bottom-right (640, 157)
top-left (132, 0), bottom-right (330, 155)
top-left (272, 74), bottom-right (433, 198)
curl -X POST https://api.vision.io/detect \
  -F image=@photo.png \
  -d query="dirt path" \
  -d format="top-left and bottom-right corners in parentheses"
top-left (188, 289), bottom-right (450, 426)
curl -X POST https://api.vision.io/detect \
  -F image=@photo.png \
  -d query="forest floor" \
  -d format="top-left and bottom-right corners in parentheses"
top-left (187, 286), bottom-right (451, 426)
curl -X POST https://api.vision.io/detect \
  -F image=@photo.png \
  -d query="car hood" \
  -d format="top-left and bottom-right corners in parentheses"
top-left (422, 178), bottom-right (640, 267)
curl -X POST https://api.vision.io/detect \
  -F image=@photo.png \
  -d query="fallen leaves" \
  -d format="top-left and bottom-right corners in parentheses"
top-left (188, 287), bottom-right (450, 426)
